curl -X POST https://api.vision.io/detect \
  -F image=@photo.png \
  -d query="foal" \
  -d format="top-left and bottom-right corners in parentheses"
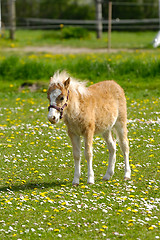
top-left (47, 71), bottom-right (131, 185)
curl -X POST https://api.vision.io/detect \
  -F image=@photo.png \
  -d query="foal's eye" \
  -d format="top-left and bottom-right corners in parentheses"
top-left (60, 96), bottom-right (64, 101)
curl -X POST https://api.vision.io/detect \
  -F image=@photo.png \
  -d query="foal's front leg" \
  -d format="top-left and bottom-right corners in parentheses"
top-left (84, 132), bottom-right (94, 184)
top-left (68, 131), bottom-right (81, 186)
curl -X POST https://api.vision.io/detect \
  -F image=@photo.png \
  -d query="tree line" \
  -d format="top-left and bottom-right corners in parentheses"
top-left (2, 0), bottom-right (159, 24)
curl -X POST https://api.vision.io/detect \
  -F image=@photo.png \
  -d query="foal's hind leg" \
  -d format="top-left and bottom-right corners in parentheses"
top-left (115, 122), bottom-right (131, 180)
top-left (102, 130), bottom-right (116, 180)
top-left (68, 131), bottom-right (81, 186)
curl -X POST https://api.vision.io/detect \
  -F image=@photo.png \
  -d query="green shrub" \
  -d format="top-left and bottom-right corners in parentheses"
top-left (61, 26), bottom-right (90, 39)
top-left (0, 52), bottom-right (160, 91)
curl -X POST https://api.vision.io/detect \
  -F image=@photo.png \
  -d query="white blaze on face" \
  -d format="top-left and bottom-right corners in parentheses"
top-left (48, 89), bottom-right (62, 124)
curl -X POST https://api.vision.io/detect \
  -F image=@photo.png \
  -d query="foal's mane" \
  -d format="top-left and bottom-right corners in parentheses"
top-left (50, 70), bottom-right (88, 95)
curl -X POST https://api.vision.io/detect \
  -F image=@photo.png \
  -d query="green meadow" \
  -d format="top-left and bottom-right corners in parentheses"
top-left (0, 30), bottom-right (156, 49)
top-left (0, 30), bottom-right (160, 239)
top-left (0, 51), bottom-right (160, 92)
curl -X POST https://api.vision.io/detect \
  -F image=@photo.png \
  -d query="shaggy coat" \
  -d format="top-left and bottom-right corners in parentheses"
top-left (47, 71), bottom-right (131, 185)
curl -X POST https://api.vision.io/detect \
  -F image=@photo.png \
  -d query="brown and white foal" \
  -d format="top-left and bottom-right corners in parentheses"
top-left (47, 71), bottom-right (131, 185)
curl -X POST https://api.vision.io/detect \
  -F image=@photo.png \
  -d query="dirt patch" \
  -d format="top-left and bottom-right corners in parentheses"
top-left (3, 45), bottom-right (136, 54)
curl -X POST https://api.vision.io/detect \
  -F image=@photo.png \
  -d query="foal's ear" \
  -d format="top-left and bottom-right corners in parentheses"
top-left (64, 77), bottom-right (70, 89)
top-left (49, 77), bottom-right (53, 83)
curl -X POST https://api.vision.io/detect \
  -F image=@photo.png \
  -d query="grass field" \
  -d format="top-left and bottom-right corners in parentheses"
top-left (0, 29), bottom-right (157, 49)
top-left (0, 31), bottom-right (160, 239)
top-left (0, 85), bottom-right (160, 240)
top-left (0, 51), bottom-right (160, 92)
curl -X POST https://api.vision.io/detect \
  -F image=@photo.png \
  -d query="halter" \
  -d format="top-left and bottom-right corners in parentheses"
top-left (48, 90), bottom-right (69, 119)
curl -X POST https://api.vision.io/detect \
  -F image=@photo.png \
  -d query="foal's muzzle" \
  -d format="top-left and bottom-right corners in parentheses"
top-left (48, 105), bottom-right (64, 119)
top-left (48, 107), bottom-right (60, 124)
top-left (47, 90), bottom-right (69, 124)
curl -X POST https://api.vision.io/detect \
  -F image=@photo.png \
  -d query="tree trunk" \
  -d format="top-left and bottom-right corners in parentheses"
top-left (7, 0), bottom-right (16, 40)
top-left (95, 0), bottom-right (102, 39)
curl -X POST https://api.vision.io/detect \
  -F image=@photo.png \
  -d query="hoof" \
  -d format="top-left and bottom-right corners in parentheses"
top-left (102, 176), bottom-right (110, 181)
top-left (103, 173), bottom-right (112, 181)
top-left (72, 183), bottom-right (79, 187)
top-left (124, 177), bottom-right (130, 181)
top-left (103, 171), bottom-right (113, 181)
top-left (87, 182), bottom-right (94, 185)
top-left (87, 176), bottom-right (94, 185)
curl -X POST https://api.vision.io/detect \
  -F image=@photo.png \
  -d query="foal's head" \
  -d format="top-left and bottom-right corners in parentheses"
top-left (47, 77), bottom-right (70, 124)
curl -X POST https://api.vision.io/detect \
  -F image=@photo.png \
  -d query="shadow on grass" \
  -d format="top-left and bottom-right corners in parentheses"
top-left (0, 180), bottom-right (66, 192)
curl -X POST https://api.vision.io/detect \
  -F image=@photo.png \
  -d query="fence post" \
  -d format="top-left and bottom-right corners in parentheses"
top-left (7, 0), bottom-right (16, 40)
top-left (0, 0), bottom-right (1, 35)
top-left (108, 1), bottom-right (112, 51)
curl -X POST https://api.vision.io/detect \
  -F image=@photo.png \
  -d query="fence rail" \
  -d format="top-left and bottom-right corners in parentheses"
top-left (8, 17), bottom-right (159, 31)
top-left (24, 17), bottom-right (160, 24)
